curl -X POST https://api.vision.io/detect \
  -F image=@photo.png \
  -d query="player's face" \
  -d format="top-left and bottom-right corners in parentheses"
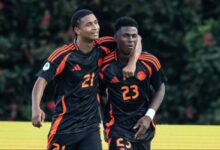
top-left (115, 27), bottom-right (138, 56)
top-left (75, 14), bottom-right (100, 41)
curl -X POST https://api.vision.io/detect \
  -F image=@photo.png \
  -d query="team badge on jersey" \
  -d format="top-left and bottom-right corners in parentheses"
top-left (43, 62), bottom-right (50, 71)
top-left (137, 71), bottom-right (146, 81)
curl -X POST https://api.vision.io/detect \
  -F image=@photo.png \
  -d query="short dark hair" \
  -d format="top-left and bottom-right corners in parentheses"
top-left (115, 16), bottom-right (138, 32)
top-left (71, 9), bottom-right (93, 28)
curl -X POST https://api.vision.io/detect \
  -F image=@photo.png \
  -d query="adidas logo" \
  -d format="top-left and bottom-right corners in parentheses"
top-left (111, 76), bottom-right (120, 83)
top-left (72, 64), bottom-right (81, 71)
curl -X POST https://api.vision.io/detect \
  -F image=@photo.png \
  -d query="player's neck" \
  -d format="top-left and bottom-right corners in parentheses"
top-left (117, 51), bottom-right (129, 65)
top-left (75, 38), bottom-right (94, 54)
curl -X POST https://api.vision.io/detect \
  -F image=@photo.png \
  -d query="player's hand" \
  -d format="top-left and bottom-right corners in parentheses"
top-left (133, 116), bottom-right (151, 139)
top-left (32, 107), bottom-right (45, 128)
top-left (122, 62), bottom-right (136, 80)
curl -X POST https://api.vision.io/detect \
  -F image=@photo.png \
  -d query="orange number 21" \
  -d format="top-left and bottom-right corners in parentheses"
top-left (82, 73), bottom-right (95, 88)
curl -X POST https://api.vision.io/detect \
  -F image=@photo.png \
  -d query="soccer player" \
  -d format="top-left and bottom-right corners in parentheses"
top-left (99, 16), bottom-right (166, 150)
top-left (31, 10), bottom-right (140, 150)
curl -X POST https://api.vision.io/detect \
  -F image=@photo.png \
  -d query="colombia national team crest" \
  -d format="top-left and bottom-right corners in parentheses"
top-left (137, 71), bottom-right (146, 81)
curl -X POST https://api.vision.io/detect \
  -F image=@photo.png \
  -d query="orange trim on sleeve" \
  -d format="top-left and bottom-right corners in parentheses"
top-left (140, 54), bottom-right (161, 65)
top-left (100, 46), bottom-right (111, 55)
top-left (55, 53), bottom-right (71, 76)
top-left (141, 61), bottom-right (152, 77)
top-left (48, 44), bottom-right (74, 62)
top-left (99, 72), bottom-right (104, 80)
top-left (145, 55), bottom-right (161, 68)
top-left (101, 64), bottom-right (110, 73)
top-left (139, 55), bottom-right (161, 71)
top-left (95, 36), bottom-right (114, 44)
top-left (103, 52), bottom-right (115, 60)
top-left (103, 57), bottom-right (115, 64)
top-left (98, 58), bottom-right (103, 67)
top-left (103, 52), bottom-right (116, 64)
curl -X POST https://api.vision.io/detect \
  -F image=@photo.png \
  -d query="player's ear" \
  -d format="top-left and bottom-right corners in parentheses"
top-left (74, 27), bottom-right (80, 35)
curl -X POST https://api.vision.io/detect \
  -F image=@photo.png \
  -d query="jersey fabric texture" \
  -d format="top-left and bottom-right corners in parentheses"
top-left (47, 129), bottom-right (102, 150)
top-left (36, 36), bottom-right (116, 148)
top-left (99, 51), bottom-right (166, 143)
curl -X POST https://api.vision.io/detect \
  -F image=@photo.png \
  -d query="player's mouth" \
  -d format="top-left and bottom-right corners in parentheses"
top-left (91, 32), bottom-right (99, 36)
top-left (127, 44), bottom-right (134, 49)
top-left (91, 32), bottom-right (99, 38)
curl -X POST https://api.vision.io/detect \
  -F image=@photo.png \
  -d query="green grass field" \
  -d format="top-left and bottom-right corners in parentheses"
top-left (0, 122), bottom-right (220, 150)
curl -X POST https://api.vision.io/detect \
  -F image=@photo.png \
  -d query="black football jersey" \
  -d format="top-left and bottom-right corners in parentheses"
top-left (36, 36), bottom-right (116, 136)
top-left (99, 51), bottom-right (166, 141)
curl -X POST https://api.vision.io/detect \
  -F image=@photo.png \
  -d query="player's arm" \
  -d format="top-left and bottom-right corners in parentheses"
top-left (122, 35), bottom-right (142, 79)
top-left (31, 46), bottom-right (72, 128)
top-left (134, 83), bottom-right (165, 139)
top-left (32, 77), bottom-right (47, 128)
top-left (134, 55), bottom-right (166, 139)
top-left (97, 36), bottom-right (142, 79)
top-left (148, 83), bottom-right (165, 113)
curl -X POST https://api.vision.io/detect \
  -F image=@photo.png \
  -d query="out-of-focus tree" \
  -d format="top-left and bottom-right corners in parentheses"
top-left (1, 0), bottom-right (220, 124)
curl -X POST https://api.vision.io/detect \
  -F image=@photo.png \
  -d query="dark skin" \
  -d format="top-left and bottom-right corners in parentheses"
top-left (32, 77), bottom-right (46, 128)
top-left (74, 14), bottom-right (140, 77)
top-left (133, 83), bottom-right (165, 139)
top-left (113, 26), bottom-right (165, 139)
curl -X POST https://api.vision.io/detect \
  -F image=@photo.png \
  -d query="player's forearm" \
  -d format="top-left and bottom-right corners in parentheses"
top-left (32, 77), bottom-right (47, 109)
top-left (129, 35), bottom-right (142, 63)
top-left (149, 83), bottom-right (165, 112)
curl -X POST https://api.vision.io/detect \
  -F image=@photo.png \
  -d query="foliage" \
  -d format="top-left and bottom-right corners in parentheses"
top-left (1, 0), bottom-right (220, 124)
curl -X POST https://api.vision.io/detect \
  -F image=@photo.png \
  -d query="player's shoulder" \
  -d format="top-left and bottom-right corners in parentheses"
top-left (139, 52), bottom-right (158, 60)
top-left (139, 52), bottom-right (161, 70)
top-left (48, 43), bottom-right (76, 62)
top-left (101, 51), bottom-right (116, 72)
top-left (139, 52), bottom-right (160, 63)
top-left (102, 51), bottom-right (117, 65)
top-left (94, 36), bottom-right (115, 45)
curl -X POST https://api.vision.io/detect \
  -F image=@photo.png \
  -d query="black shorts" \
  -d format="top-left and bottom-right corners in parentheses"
top-left (109, 137), bottom-right (151, 150)
top-left (47, 130), bottom-right (102, 150)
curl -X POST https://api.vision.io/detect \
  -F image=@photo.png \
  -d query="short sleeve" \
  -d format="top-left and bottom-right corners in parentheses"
top-left (36, 45), bottom-right (73, 82)
top-left (140, 52), bottom-right (166, 91)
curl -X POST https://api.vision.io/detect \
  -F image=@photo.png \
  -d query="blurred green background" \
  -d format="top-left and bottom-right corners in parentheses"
top-left (0, 0), bottom-right (220, 124)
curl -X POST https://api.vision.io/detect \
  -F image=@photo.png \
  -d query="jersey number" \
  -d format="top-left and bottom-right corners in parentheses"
top-left (116, 138), bottom-right (131, 148)
top-left (52, 143), bottom-right (65, 150)
top-left (121, 85), bottom-right (139, 101)
top-left (82, 73), bottom-right (95, 88)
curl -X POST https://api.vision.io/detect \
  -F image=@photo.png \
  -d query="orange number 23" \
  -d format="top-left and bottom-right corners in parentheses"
top-left (121, 85), bottom-right (139, 101)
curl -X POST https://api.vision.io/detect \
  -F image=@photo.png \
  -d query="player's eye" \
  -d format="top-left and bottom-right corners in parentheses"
top-left (94, 20), bottom-right (98, 24)
top-left (132, 34), bottom-right (137, 38)
top-left (122, 34), bottom-right (129, 38)
top-left (86, 22), bottom-right (92, 26)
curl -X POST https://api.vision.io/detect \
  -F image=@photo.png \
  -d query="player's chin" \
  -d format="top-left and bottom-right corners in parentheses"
top-left (123, 51), bottom-right (132, 57)
top-left (91, 35), bottom-right (99, 40)
top-left (89, 33), bottom-right (99, 40)
top-left (126, 48), bottom-right (133, 54)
